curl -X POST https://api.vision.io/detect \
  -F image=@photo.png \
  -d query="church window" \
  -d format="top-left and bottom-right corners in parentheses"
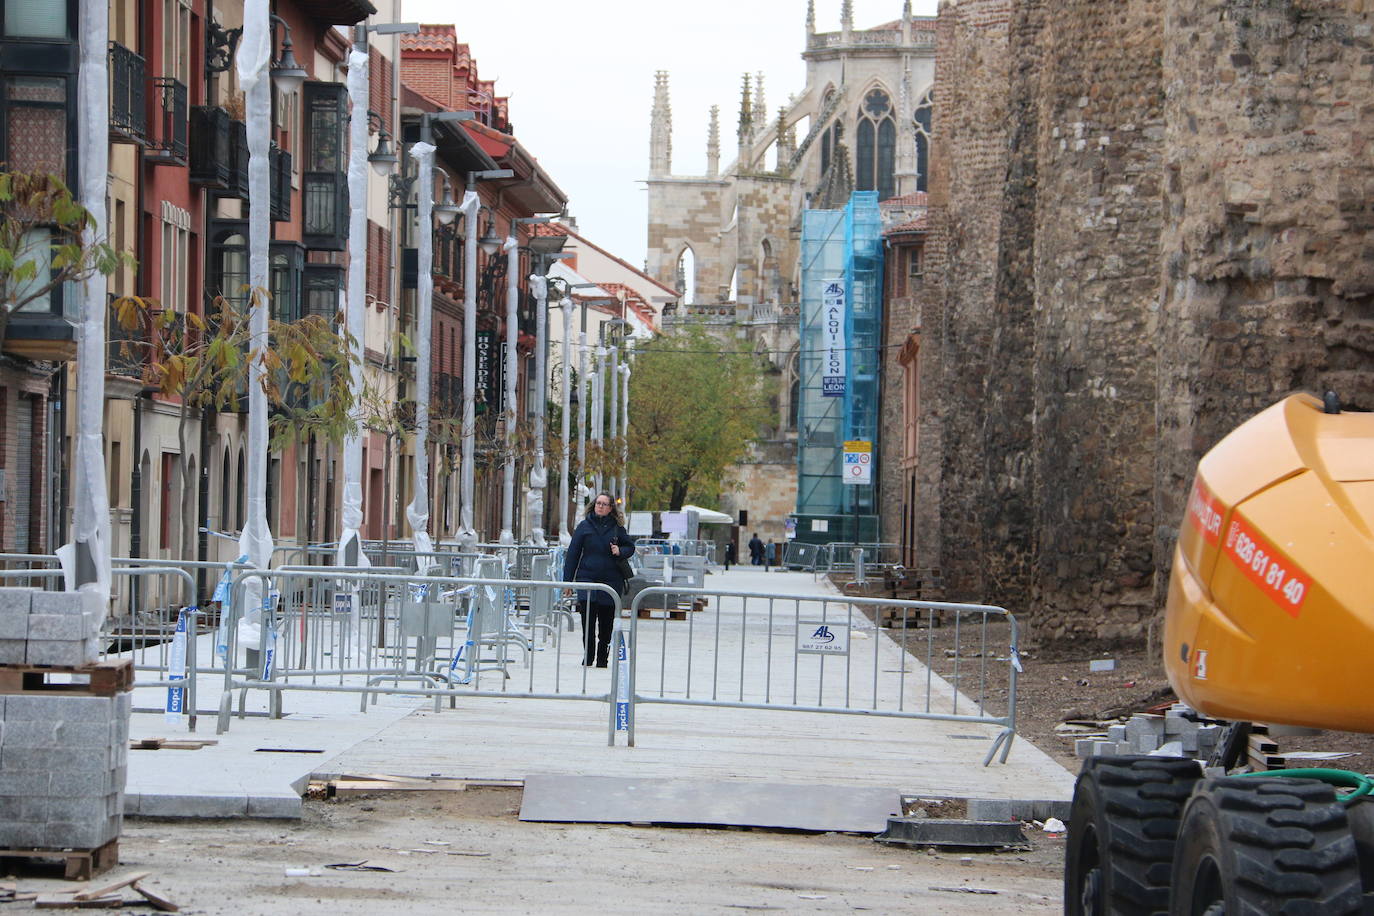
top-left (913, 88), bottom-right (933, 193)
top-left (855, 87), bottom-right (895, 200)
top-left (676, 246), bottom-right (696, 304)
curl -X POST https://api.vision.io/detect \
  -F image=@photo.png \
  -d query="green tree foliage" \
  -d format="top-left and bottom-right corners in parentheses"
top-left (0, 172), bottom-right (130, 340)
top-left (627, 323), bottom-right (768, 511)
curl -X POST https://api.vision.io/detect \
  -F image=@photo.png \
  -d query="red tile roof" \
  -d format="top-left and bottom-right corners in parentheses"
top-left (402, 25), bottom-right (455, 53)
top-left (884, 215), bottom-right (929, 235)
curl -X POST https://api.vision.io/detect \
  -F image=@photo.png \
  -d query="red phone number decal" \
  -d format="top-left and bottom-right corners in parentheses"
top-left (1223, 515), bottom-right (1310, 618)
top-left (1187, 478), bottom-right (1223, 545)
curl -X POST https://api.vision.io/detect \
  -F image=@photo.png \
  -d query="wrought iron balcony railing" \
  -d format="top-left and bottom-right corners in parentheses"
top-left (145, 77), bottom-right (188, 165)
top-left (108, 42), bottom-right (147, 144)
top-left (189, 105), bottom-right (231, 188)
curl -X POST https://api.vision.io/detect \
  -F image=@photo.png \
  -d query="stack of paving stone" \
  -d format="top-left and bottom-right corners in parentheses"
top-left (1075, 703), bottom-right (1223, 760)
top-left (0, 587), bottom-right (129, 862)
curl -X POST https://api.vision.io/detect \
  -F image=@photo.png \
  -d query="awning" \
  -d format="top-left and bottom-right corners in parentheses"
top-left (680, 504), bottom-right (735, 525)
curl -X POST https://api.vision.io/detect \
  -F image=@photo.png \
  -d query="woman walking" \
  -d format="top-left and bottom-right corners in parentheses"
top-left (563, 492), bottom-right (636, 667)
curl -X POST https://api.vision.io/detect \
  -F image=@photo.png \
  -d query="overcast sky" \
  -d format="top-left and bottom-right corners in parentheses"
top-left (399, 0), bottom-right (939, 272)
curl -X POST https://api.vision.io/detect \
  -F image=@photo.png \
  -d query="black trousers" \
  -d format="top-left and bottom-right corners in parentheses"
top-left (578, 599), bottom-right (615, 666)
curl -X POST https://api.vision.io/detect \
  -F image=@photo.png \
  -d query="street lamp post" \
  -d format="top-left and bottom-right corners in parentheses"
top-left (525, 251), bottom-right (571, 545)
top-left (404, 111), bottom-right (477, 566)
top-left (341, 20), bottom-right (418, 568)
top-left (458, 173), bottom-right (512, 548)
top-left (498, 216), bottom-right (551, 545)
top-left (600, 318), bottom-right (629, 503)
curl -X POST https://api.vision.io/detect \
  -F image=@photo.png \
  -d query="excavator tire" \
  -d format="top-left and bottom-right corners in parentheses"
top-left (1065, 756), bottom-right (1202, 915)
top-left (1169, 776), bottom-right (1363, 915)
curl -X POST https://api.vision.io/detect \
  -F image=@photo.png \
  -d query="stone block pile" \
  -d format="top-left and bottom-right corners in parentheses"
top-left (0, 588), bottom-right (103, 666)
top-left (1075, 704), bottom-right (1222, 761)
top-left (0, 587), bottom-right (128, 853)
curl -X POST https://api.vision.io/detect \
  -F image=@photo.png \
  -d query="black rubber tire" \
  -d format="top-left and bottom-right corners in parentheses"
top-left (1065, 755), bottom-right (1203, 916)
top-left (1170, 776), bottom-right (1363, 915)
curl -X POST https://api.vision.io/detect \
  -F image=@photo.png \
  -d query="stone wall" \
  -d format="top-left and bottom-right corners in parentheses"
top-left (918, 0), bottom-right (1374, 641)
top-left (1029, 0), bottom-right (1165, 639)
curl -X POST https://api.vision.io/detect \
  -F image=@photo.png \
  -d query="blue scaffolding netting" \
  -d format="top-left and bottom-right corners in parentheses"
top-left (794, 192), bottom-right (883, 540)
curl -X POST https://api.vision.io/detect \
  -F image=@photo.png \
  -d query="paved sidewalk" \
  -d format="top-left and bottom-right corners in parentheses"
top-left (123, 565), bottom-right (1076, 819)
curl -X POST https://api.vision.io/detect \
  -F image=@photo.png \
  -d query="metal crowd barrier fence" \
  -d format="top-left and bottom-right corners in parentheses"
top-left (633, 538), bottom-right (719, 565)
top-left (214, 567), bottom-right (621, 735)
top-left (618, 586), bottom-right (1020, 766)
top-left (814, 543), bottom-right (901, 575)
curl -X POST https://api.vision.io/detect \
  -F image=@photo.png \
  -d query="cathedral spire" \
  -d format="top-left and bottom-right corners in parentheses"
top-left (707, 105), bottom-right (720, 177)
top-left (775, 107), bottom-right (795, 171)
top-left (649, 71), bottom-right (673, 177)
top-left (902, 0), bottom-right (913, 42)
top-left (806, 0), bottom-right (815, 35)
top-left (752, 72), bottom-right (767, 132)
top-left (841, 0), bottom-right (853, 35)
top-left (738, 73), bottom-right (754, 171)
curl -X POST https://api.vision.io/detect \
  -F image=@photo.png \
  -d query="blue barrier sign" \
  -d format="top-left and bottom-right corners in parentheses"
top-left (165, 608), bottom-right (190, 722)
top-left (614, 631), bottom-right (630, 731)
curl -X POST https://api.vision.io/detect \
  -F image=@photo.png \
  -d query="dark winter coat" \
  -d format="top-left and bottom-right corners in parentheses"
top-left (563, 513), bottom-right (636, 607)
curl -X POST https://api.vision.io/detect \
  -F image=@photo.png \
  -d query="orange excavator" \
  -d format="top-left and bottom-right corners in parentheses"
top-left (1065, 392), bottom-right (1374, 914)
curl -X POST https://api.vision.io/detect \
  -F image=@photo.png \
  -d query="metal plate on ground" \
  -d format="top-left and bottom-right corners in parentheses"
top-left (520, 774), bottom-right (902, 833)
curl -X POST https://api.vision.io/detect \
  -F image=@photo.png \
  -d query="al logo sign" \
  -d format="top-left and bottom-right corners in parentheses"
top-left (798, 621), bottom-right (850, 655)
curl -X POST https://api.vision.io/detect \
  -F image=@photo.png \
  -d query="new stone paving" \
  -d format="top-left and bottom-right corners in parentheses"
top-left (121, 566), bottom-right (1076, 821)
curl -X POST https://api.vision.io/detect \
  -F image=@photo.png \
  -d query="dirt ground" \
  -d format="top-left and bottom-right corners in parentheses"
top-left (5, 788), bottom-right (1067, 914)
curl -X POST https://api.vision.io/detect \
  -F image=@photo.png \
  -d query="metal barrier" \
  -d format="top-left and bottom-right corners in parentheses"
top-left (815, 542), bottom-right (901, 575)
top-left (634, 538), bottom-right (719, 565)
top-left (619, 586), bottom-right (1020, 766)
top-left (214, 567), bottom-right (622, 734)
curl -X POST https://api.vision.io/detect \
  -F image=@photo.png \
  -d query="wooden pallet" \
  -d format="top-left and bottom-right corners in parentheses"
top-left (0, 839), bottom-right (118, 881)
top-left (637, 607), bottom-right (688, 621)
top-left (0, 660), bottom-right (134, 696)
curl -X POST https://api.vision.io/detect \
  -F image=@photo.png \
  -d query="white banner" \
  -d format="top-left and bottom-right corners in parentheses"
top-left (821, 278), bottom-right (846, 397)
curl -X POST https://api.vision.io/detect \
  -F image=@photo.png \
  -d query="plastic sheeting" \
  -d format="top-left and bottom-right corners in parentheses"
top-left (63, 0), bottom-right (112, 607)
top-left (341, 48), bottom-right (368, 543)
top-left (558, 294), bottom-right (573, 545)
top-left (525, 273), bottom-right (548, 546)
top-left (235, 0), bottom-right (274, 639)
top-left (406, 142), bottom-right (437, 568)
top-left (499, 235), bottom-right (518, 545)
top-left (457, 191), bottom-right (479, 549)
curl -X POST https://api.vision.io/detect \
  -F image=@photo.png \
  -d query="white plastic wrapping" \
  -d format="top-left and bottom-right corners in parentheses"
top-left (524, 273), bottom-right (548, 546)
top-left (406, 142), bottom-right (436, 567)
top-left (342, 48), bottom-right (368, 544)
top-left (457, 190), bottom-right (479, 549)
top-left (558, 295), bottom-right (573, 545)
top-left (620, 361), bottom-right (631, 510)
top-left (575, 327), bottom-right (588, 513)
top-left (64, 0), bottom-right (112, 607)
top-left (235, 0), bottom-right (274, 639)
top-left (498, 234), bottom-right (517, 545)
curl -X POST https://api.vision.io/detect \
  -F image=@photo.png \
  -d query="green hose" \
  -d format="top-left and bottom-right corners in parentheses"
top-left (1235, 768), bottom-right (1374, 805)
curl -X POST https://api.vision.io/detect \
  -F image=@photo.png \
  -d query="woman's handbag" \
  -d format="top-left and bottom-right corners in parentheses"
top-left (615, 555), bottom-right (635, 582)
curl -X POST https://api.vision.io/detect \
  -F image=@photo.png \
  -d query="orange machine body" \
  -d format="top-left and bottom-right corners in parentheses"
top-left (1163, 394), bottom-right (1374, 732)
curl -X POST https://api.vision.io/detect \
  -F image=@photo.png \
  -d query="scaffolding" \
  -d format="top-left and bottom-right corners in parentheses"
top-left (793, 192), bottom-right (883, 543)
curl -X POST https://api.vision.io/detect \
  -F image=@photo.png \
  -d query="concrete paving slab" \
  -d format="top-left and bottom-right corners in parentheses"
top-left (521, 773), bottom-right (903, 833)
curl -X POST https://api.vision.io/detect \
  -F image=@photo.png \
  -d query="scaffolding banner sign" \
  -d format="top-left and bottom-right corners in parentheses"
top-left (821, 278), bottom-right (846, 397)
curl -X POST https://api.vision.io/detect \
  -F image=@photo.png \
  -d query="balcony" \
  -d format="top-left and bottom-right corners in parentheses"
top-left (108, 42), bottom-right (146, 144)
top-left (301, 170), bottom-right (346, 251)
top-left (107, 295), bottom-right (148, 380)
top-left (229, 119), bottom-right (249, 199)
top-left (144, 77), bottom-right (188, 166)
top-left (189, 105), bottom-right (231, 188)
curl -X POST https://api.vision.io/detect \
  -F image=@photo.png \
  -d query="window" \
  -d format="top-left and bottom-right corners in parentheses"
top-left (159, 452), bottom-right (175, 550)
top-left (4, 0), bottom-right (67, 38)
top-left (219, 447), bottom-right (230, 534)
top-left (207, 220), bottom-right (249, 309)
top-left (676, 245), bottom-right (696, 304)
top-left (913, 88), bottom-right (933, 193)
top-left (302, 83), bottom-right (348, 250)
top-left (855, 87), bottom-right (896, 200)
top-left (784, 350), bottom-right (799, 431)
top-left (269, 241), bottom-right (304, 322)
top-left (160, 202), bottom-right (191, 313)
top-left (161, 0), bottom-right (190, 84)
top-left (303, 263), bottom-right (345, 321)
